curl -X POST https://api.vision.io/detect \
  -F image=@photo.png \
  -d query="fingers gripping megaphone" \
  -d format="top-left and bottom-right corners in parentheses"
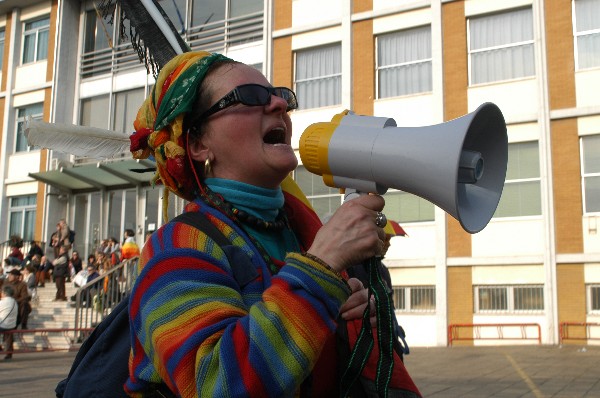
top-left (299, 102), bottom-right (508, 234)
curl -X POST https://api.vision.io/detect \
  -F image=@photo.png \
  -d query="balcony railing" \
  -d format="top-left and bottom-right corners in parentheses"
top-left (80, 11), bottom-right (264, 79)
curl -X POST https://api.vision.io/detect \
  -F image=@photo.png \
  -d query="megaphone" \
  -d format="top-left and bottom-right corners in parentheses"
top-left (299, 102), bottom-right (508, 234)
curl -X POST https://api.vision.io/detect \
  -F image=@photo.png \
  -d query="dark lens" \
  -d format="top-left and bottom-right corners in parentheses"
top-left (238, 84), bottom-right (271, 106)
top-left (276, 88), bottom-right (298, 111)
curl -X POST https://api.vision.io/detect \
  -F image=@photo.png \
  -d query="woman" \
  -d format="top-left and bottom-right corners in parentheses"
top-left (126, 51), bottom-right (421, 397)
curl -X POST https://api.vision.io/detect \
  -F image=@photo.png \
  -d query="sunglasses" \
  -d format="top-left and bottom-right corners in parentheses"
top-left (199, 84), bottom-right (298, 121)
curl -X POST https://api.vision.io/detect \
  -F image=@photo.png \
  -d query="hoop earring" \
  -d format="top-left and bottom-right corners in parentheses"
top-left (204, 158), bottom-right (212, 176)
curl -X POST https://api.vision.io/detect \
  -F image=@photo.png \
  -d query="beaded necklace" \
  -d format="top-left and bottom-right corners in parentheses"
top-left (198, 185), bottom-right (289, 275)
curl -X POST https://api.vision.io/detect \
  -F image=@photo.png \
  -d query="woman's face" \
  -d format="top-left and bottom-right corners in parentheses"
top-left (189, 63), bottom-right (297, 189)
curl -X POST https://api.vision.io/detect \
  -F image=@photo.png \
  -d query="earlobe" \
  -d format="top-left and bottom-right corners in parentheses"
top-left (188, 138), bottom-right (211, 163)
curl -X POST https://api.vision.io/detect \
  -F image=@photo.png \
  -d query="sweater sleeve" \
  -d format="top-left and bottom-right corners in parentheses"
top-left (126, 219), bottom-right (351, 398)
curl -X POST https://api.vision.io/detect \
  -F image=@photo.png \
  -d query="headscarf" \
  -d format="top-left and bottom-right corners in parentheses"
top-left (130, 51), bottom-right (232, 208)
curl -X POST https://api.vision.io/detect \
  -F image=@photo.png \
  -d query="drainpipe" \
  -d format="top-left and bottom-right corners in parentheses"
top-left (533, 0), bottom-right (557, 344)
top-left (0, 8), bottom-right (19, 240)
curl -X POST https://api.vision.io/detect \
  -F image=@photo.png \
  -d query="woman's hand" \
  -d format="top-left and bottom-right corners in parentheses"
top-left (339, 278), bottom-right (376, 327)
top-left (307, 194), bottom-right (385, 272)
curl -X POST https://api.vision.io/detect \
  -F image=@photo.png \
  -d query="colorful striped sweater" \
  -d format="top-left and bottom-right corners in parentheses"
top-left (125, 181), bottom-right (352, 397)
top-left (125, 179), bottom-right (421, 397)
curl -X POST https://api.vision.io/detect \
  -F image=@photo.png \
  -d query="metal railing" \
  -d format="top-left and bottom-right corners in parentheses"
top-left (559, 322), bottom-right (600, 344)
top-left (0, 328), bottom-right (94, 355)
top-left (448, 323), bottom-right (542, 346)
top-left (72, 257), bottom-right (139, 342)
top-left (0, 240), bottom-right (46, 265)
top-left (80, 11), bottom-right (264, 79)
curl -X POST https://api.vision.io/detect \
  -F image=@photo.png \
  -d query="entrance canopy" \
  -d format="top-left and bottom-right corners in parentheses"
top-left (29, 158), bottom-right (156, 194)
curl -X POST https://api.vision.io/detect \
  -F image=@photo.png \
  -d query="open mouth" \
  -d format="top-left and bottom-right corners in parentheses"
top-left (263, 128), bottom-right (286, 145)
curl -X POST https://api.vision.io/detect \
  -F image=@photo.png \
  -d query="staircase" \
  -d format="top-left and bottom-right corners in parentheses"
top-left (9, 258), bottom-right (138, 352)
top-left (14, 279), bottom-right (80, 351)
top-left (29, 280), bottom-right (79, 330)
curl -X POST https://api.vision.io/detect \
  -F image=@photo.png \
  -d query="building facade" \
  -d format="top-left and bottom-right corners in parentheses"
top-left (0, 0), bottom-right (598, 346)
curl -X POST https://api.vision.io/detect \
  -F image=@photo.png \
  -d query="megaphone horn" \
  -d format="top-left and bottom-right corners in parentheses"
top-left (299, 102), bottom-right (508, 234)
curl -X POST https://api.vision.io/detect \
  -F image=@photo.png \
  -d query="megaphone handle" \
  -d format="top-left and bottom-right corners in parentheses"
top-left (343, 188), bottom-right (363, 202)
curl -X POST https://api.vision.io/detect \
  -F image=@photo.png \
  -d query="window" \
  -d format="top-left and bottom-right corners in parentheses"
top-left (494, 141), bottom-right (541, 217)
top-left (475, 285), bottom-right (544, 313)
top-left (383, 190), bottom-right (435, 223)
top-left (22, 16), bottom-right (50, 64)
top-left (295, 44), bottom-right (342, 110)
top-left (582, 135), bottom-right (600, 213)
top-left (9, 195), bottom-right (36, 242)
top-left (293, 166), bottom-right (342, 220)
top-left (588, 285), bottom-right (600, 313)
top-left (393, 286), bottom-right (436, 312)
top-left (468, 8), bottom-right (535, 85)
top-left (377, 26), bottom-right (432, 98)
top-left (15, 103), bottom-right (44, 152)
top-left (83, 8), bottom-right (113, 54)
top-left (0, 30), bottom-right (5, 72)
top-left (80, 95), bottom-right (110, 129)
top-left (113, 88), bottom-right (145, 133)
top-left (192, 0), bottom-right (225, 27)
top-left (574, 0), bottom-right (600, 69)
top-left (159, 0), bottom-right (186, 34)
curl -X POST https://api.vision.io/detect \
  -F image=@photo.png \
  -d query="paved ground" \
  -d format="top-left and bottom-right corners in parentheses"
top-left (407, 345), bottom-right (600, 397)
top-left (0, 345), bottom-right (599, 397)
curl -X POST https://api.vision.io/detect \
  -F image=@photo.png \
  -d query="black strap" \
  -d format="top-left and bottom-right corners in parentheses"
top-left (173, 211), bottom-right (231, 247)
top-left (339, 257), bottom-right (395, 398)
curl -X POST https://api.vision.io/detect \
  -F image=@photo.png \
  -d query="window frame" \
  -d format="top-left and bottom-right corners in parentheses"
top-left (467, 7), bottom-right (535, 85)
top-left (474, 284), bottom-right (545, 314)
top-left (22, 16), bottom-right (50, 64)
top-left (581, 134), bottom-right (600, 214)
top-left (573, 0), bottom-right (600, 70)
top-left (8, 195), bottom-right (37, 242)
top-left (493, 141), bottom-right (542, 218)
top-left (587, 284), bottom-right (600, 314)
top-left (393, 285), bottom-right (436, 313)
top-left (294, 43), bottom-right (342, 110)
top-left (375, 25), bottom-right (433, 99)
top-left (15, 103), bottom-right (44, 153)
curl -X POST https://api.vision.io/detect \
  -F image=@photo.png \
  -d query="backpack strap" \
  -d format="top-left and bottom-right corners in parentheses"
top-left (173, 211), bottom-right (259, 288)
top-left (172, 211), bottom-right (230, 247)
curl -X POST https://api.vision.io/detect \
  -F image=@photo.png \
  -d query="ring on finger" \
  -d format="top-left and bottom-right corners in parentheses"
top-left (375, 212), bottom-right (387, 228)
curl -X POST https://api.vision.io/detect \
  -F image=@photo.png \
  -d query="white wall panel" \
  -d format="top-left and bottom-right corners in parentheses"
top-left (291, 26), bottom-right (342, 50)
top-left (386, 223), bottom-right (437, 260)
top-left (6, 151), bottom-right (41, 182)
top-left (472, 265), bottom-right (544, 284)
top-left (583, 217), bottom-right (600, 254)
top-left (468, 79), bottom-right (539, 120)
top-left (585, 263), bottom-right (600, 283)
top-left (14, 62), bottom-right (47, 90)
top-left (396, 313), bottom-right (437, 347)
top-left (576, 70), bottom-right (600, 108)
top-left (374, 94), bottom-right (435, 126)
top-left (472, 218), bottom-right (545, 257)
top-left (372, 9), bottom-right (431, 35)
top-left (292, 0), bottom-right (341, 28)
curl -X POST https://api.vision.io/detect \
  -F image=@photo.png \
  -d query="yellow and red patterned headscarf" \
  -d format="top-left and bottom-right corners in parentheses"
top-left (130, 51), bottom-right (231, 207)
